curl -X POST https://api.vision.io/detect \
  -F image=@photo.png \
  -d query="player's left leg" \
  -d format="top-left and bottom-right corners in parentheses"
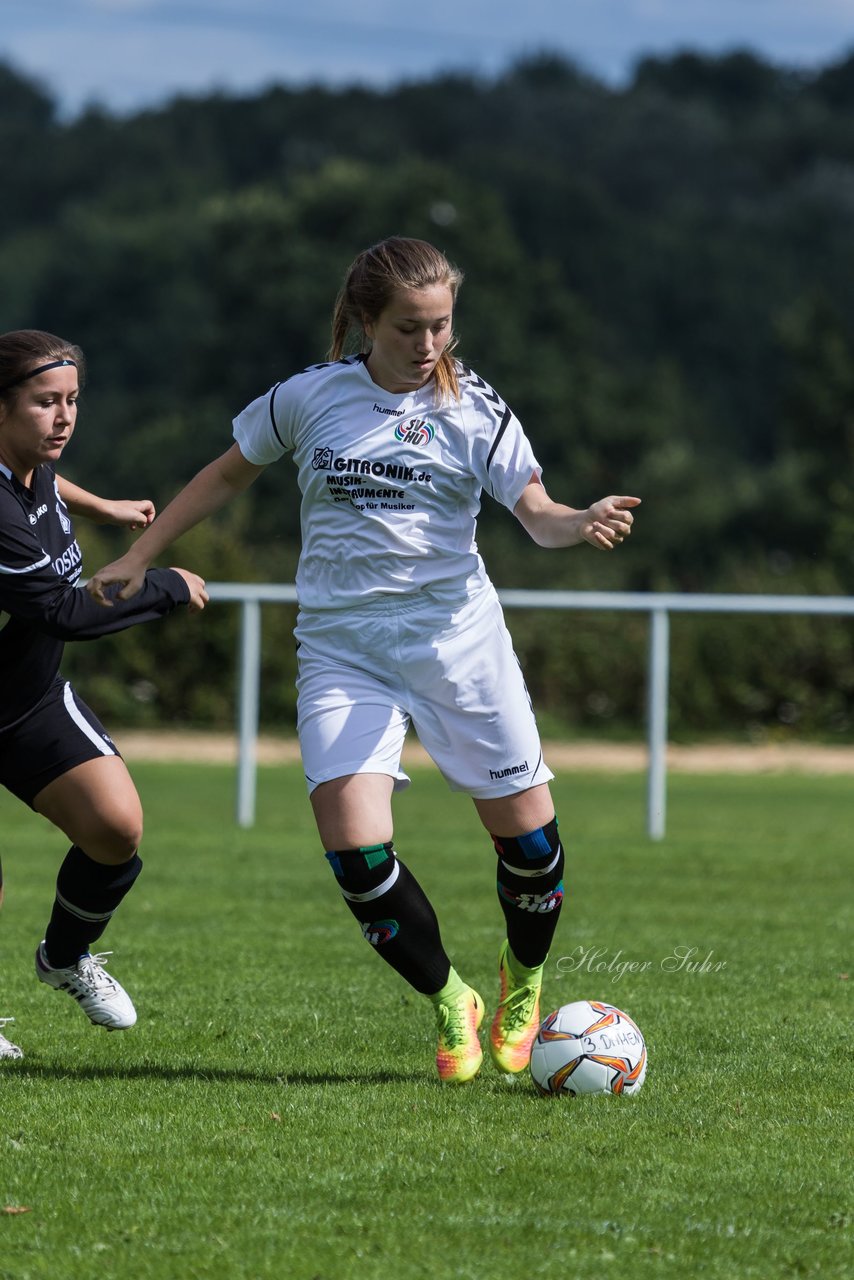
top-left (32, 755), bottom-right (144, 1029)
top-left (396, 585), bottom-right (562, 1074)
top-left (474, 784), bottom-right (565, 1073)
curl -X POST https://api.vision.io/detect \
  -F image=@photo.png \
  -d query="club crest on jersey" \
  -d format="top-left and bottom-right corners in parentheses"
top-left (394, 417), bottom-right (435, 448)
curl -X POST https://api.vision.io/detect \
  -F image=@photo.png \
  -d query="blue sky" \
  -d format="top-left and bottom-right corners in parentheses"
top-left (4, 0), bottom-right (854, 118)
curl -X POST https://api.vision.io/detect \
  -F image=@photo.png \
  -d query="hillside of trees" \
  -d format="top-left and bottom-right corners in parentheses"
top-left (2, 48), bottom-right (854, 739)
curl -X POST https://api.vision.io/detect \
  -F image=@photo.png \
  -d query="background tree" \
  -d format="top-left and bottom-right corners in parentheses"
top-left (1, 48), bottom-right (852, 738)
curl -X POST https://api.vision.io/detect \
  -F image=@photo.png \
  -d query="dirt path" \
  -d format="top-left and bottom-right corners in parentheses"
top-left (115, 731), bottom-right (854, 775)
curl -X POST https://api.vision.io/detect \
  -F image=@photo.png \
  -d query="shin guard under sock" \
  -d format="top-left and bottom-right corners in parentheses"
top-left (493, 818), bottom-right (565, 968)
top-left (326, 843), bottom-right (451, 995)
top-left (43, 846), bottom-right (143, 968)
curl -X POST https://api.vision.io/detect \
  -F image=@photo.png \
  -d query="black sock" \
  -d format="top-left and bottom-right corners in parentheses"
top-left (326, 844), bottom-right (451, 995)
top-left (43, 846), bottom-right (143, 969)
top-left (493, 818), bottom-right (565, 968)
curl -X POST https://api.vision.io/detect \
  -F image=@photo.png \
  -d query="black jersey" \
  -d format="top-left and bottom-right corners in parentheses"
top-left (0, 462), bottom-right (189, 731)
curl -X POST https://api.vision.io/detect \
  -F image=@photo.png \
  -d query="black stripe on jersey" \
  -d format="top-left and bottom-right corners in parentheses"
top-left (486, 405), bottom-right (512, 472)
top-left (267, 382), bottom-right (286, 449)
top-left (293, 354), bottom-right (367, 379)
top-left (268, 355), bottom-right (368, 440)
top-left (459, 364), bottom-right (512, 472)
top-left (530, 745), bottom-right (545, 781)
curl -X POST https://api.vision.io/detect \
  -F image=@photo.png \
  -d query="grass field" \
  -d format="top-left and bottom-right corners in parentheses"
top-left (0, 761), bottom-right (851, 1279)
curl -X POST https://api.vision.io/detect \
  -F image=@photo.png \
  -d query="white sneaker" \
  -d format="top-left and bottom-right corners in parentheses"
top-left (0, 1018), bottom-right (23, 1060)
top-left (35, 943), bottom-right (137, 1030)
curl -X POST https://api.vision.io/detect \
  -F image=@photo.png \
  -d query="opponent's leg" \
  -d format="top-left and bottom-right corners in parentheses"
top-left (0, 1018), bottom-right (22, 1061)
top-left (315, 774), bottom-right (483, 1083)
top-left (32, 757), bottom-right (143, 1029)
top-left (0, 855), bottom-right (22, 1054)
top-left (475, 785), bottom-right (565, 1073)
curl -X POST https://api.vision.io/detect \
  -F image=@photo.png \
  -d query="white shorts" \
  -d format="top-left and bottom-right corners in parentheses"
top-left (295, 583), bottom-right (554, 799)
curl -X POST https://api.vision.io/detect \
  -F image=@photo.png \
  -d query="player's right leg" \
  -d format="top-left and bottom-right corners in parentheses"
top-left (313, 773), bottom-right (483, 1084)
top-left (297, 605), bottom-right (483, 1082)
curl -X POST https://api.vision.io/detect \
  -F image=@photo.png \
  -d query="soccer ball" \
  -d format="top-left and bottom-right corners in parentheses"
top-left (530, 1000), bottom-right (647, 1097)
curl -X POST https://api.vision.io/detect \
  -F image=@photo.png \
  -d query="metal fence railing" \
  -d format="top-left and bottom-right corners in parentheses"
top-left (205, 584), bottom-right (854, 837)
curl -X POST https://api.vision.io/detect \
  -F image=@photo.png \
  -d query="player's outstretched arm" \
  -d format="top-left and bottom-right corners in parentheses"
top-left (514, 479), bottom-right (641, 550)
top-left (169, 568), bottom-right (209, 614)
top-left (57, 476), bottom-right (155, 530)
top-left (86, 444), bottom-right (265, 606)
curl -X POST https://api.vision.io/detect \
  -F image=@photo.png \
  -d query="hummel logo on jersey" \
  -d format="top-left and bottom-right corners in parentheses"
top-left (373, 403), bottom-right (403, 416)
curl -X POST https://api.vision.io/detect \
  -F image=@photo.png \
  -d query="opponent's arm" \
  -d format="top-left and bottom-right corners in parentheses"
top-left (86, 444), bottom-right (265, 605)
top-left (56, 476), bottom-right (155, 530)
top-left (514, 478), bottom-right (641, 550)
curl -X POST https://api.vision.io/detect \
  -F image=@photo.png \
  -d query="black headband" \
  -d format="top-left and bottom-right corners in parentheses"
top-left (0, 359), bottom-right (78, 393)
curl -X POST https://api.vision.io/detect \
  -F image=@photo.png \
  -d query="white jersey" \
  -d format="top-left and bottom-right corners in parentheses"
top-left (232, 355), bottom-right (541, 609)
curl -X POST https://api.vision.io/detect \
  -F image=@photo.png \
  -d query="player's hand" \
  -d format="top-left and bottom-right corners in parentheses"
top-left (170, 568), bottom-right (208, 613)
top-left (580, 495), bottom-right (641, 551)
top-left (86, 555), bottom-right (147, 606)
top-left (102, 499), bottom-right (156, 530)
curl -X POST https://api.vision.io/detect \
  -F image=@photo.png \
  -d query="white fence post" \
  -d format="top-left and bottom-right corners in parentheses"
top-left (646, 608), bottom-right (670, 841)
top-left (236, 598), bottom-right (261, 828)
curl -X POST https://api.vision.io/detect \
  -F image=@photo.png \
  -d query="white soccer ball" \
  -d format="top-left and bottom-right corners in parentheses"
top-left (530, 1000), bottom-right (648, 1097)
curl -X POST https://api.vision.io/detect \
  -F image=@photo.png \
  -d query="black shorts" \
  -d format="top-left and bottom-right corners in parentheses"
top-left (0, 676), bottom-right (121, 808)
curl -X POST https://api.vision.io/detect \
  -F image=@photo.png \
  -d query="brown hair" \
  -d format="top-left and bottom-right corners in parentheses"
top-left (0, 330), bottom-right (85, 401)
top-left (329, 237), bottom-right (464, 402)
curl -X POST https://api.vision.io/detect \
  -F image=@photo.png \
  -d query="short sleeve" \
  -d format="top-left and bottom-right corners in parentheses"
top-left (461, 377), bottom-right (542, 513)
top-left (233, 382), bottom-right (294, 465)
